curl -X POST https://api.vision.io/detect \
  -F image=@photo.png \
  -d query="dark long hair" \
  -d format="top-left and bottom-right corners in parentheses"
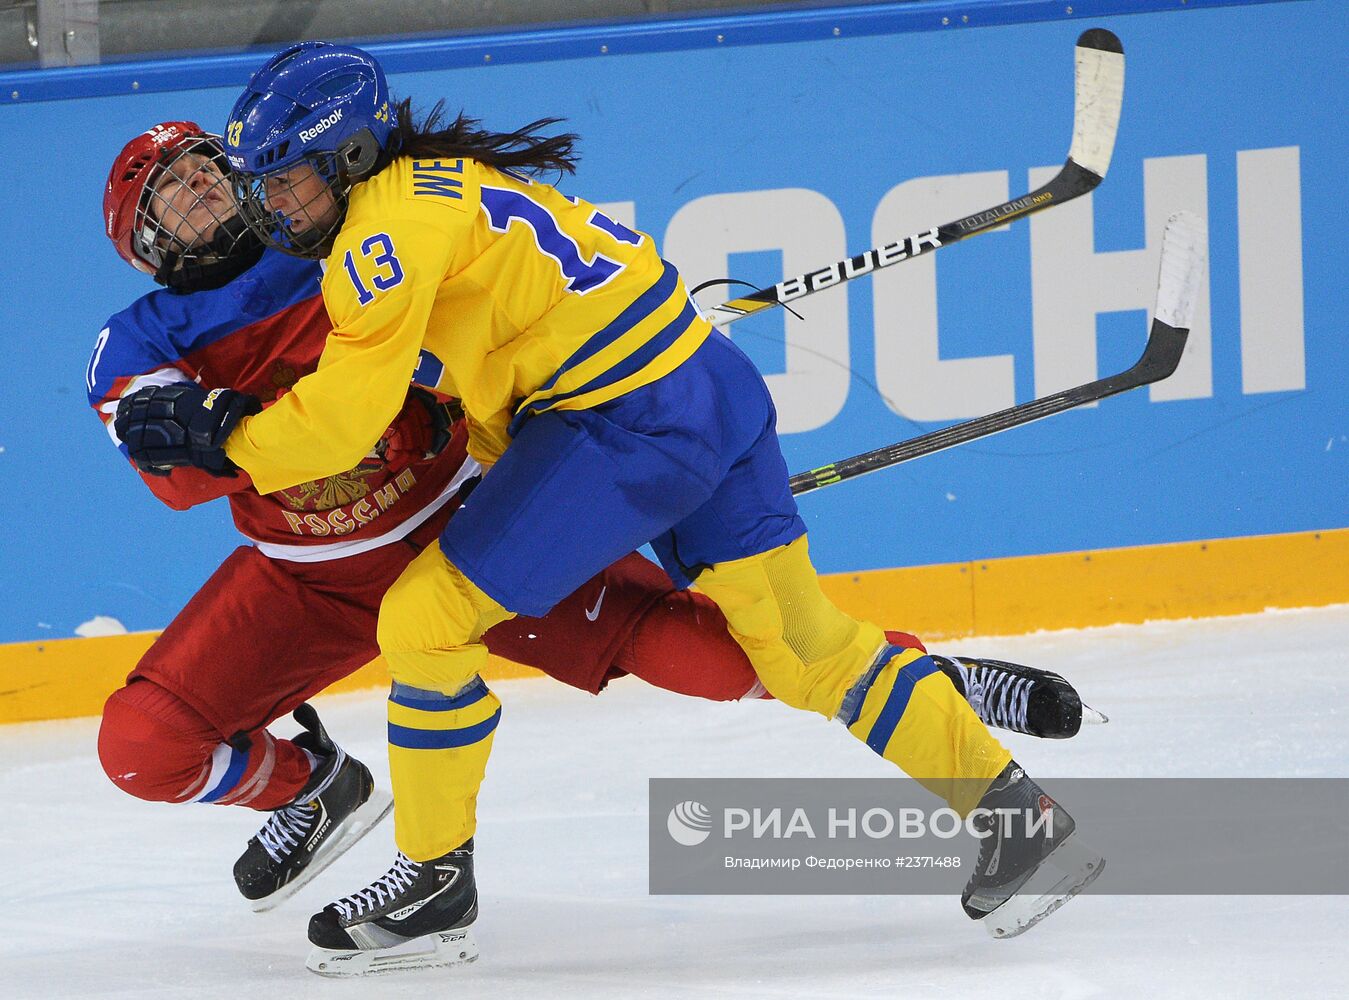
top-left (376, 98), bottom-right (580, 178)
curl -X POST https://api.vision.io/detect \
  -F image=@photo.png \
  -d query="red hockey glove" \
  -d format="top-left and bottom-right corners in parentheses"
top-left (376, 388), bottom-right (456, 468)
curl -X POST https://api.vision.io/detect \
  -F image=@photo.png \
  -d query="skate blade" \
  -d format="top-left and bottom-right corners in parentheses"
top-left (249, 790), bottom-right (394, 913)
top-left (1081, 703), bottom-right (1109, 726)
top-left (306, 926), bottom-right (479, 977)
top-left (984, 834), bottom-right (1105, 939)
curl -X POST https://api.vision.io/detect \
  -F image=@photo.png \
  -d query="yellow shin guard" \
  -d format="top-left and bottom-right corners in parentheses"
top-left (696, 535), bottom-right (1010, 814)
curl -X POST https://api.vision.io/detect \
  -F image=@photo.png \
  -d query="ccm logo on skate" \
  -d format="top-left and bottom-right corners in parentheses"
top-left (387, 870), bottom-right (459, 921)
top-left (667, 800), bottom-right (713, 846)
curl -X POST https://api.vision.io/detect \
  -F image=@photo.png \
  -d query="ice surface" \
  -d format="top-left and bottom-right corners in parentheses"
top-left (2, 606), bottom-right (1346, 998)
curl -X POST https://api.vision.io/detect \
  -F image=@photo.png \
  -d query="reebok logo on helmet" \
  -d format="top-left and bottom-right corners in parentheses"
top-left (299, 109), bottom-right (344, 144)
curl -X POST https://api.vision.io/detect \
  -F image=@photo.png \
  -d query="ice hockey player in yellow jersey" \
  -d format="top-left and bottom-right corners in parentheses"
top-left (227, 137), bottom-right (710, 485)
top-left (113, 41), bottom-right (1101, 976)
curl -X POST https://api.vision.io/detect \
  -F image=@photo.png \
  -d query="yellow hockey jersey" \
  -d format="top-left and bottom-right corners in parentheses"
top-left (226, 156), bottom-right (711, 494)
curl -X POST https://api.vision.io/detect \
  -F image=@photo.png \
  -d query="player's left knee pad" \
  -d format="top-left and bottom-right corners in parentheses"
top-left (618, 588), bottom-right (763, 701)
top-left (696, 535), bottom-right (887, 715)
top-left (378, 542), bottom-right (513, 692)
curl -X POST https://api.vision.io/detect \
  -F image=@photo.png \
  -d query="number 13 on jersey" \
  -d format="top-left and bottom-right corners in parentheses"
top-left (343, 232), bottom-right (405, 305)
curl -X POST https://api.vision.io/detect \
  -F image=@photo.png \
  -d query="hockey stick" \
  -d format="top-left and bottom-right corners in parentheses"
top-left (789, 211), bottom-right (1205, 496)
top-left (705, 28), bottom-right (1125, 328)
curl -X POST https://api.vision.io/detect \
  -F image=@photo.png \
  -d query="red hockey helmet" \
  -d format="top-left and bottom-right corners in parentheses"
top-left (104, 121), bottom-right (262, 290)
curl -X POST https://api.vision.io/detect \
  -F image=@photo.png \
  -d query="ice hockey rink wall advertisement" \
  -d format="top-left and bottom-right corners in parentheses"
top-left (0, 0), bottom-right (1344, 721)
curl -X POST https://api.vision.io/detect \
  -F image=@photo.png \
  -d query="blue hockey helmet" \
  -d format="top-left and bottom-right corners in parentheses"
top-left (225, 42), bottom-right (393, 256)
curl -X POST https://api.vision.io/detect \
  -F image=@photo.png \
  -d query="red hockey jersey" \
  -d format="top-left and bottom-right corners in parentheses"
top-left (87, 250), bottom-right (476, 561)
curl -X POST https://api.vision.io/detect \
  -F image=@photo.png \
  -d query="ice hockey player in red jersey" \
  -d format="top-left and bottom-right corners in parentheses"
top-left (91, 120), bottom-right (769, 910)
top-left (92, 120), bottom-right (1099, 915)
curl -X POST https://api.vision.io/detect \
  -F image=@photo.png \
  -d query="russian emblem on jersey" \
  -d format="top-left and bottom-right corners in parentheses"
top-left (280, 467), bottom-right (382, 512)
top-left (269, 360), bottom-right (301, 399)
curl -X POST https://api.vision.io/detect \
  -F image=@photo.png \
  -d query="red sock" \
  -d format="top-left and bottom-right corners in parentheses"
top-left (885, 630), bottom-right (927, 653)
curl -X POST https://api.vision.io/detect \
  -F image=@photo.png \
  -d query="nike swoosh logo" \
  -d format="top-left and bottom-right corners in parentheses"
top-left (585, 586), bottom-right (607, 622)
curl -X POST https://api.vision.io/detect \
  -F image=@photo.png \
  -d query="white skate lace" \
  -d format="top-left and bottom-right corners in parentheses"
top-left (333, 853), bottom-right (422, 920)
top-left (966, 666), bottom-right (1034, 734)
top-left (257, 800), bottom-right (317, 864)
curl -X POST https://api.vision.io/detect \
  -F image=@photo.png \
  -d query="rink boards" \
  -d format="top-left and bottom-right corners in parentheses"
top-left (4, 525), bottom-right (1344, 724)
top-left (0, 0), bottom-right (1345, 720)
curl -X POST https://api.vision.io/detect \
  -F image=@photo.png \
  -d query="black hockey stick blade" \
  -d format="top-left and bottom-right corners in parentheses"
top-left (706, 28), bottom-right (1124, 328)
top-left (790, 211), bottom-right (1205, 496)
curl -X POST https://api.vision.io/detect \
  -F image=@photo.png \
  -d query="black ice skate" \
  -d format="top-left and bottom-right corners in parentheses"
top-left (306, 840), bottom-right (480, 977)
top-left (934, 655), bottom-right (1108, 738)
top-left (961, 761), bottom-right (1104, 938)
top-left (233, 703), bottom-right (392, 912)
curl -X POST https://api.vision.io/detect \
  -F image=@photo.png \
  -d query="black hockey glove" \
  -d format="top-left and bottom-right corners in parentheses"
top-left (114, 384), bottom-right (262, 478)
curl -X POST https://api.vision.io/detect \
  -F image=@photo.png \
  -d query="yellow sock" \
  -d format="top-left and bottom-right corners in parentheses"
top-left (839, 644), bottom-right (1010, 814)
top-left (378, 542), bottom-right (514, 860)
top-left (385, 676), bottom-right (501, 861)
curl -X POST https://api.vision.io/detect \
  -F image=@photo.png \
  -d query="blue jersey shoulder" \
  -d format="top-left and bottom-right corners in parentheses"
top-left (86, 251), bottom-right (323, 406)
